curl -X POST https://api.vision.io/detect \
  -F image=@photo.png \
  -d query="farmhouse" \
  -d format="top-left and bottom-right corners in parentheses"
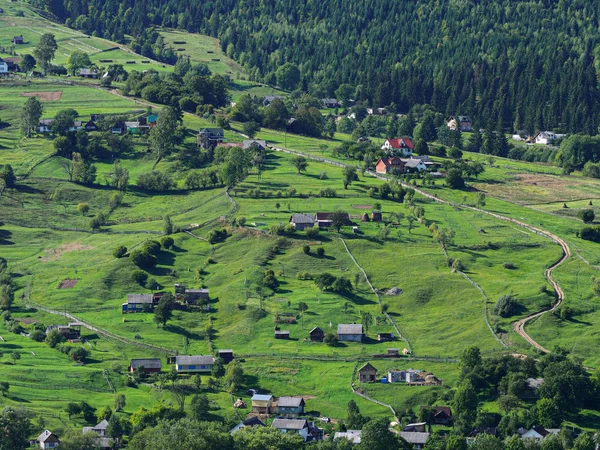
top-left (381, 137), bottom-right (414, 157)
top-left (111, 121), bottom-right (126, 134)
top-left (315, 212), bottom-right (351, 228)
top-left (274, 329), bottom-right (290, 339)
top-left (82, 420), bottom-right (113, 449)
top-left (375, 157), bottom-right (405, 175)
top-left (357, 363), bottom-right (377, 383)
top-left (432, 406), bottom-right (452, 425)
top-left (400, 432), bottom-right (430, 449)
top-left (69, 121), bottom-right (83, 132)
top-left (13, 35), bottom-right (24, 45)
top-left (289, 213), bottom-right (316, 230)
top-left (242, 139), bottom-right (267, 151)
top-left (35, 430), bottom-right (60, 449)
top-left (36, 119), bottom-right (53, 133)
top-left (446, 115), bottom-right (473, 132)
top-left (337, 324), bottom-right (363, 342)
top-left (229, 416), bottom-right (266, 433)
top-left (79, 68), bottom-right (99, 79)
top-left (251, 394), bottom-right (274, 414)
top-left (276, 396), bottom-right (305, 415)
top-left (125, 121), bottom-right (141, 135)
top-left (198, 127), bottom-right (225, 149)
top-left (309, 326), bottom-right (325, 342)
top-left (377, 332), bottom-right (394, 342)
top-left (404, 422), bottom-right (427, 432)
top-left (534, 131), bottom-right (558, 145)
top-left (518, 426), bottom-right (560, 442)
top-left (175, 355), bottom-right (215, 373)
top-left (271, 419), bottom-right (322, 442)
top-left (45, 323), bottom-right (82, 340)
top-left (129, 358), bottom-right (162, 374)
top-left (217, 349), bottom-right (234, 364)
top-left (322, 98), bottom-right (341, 108)
top-left (388, 368), bottom-right (424, 383)
top-left (334, 430), bottom-right (361, 445)
top-left (402, 158), bottom-right (428, 173)
top-left (122, 294), bottom-right (153, 313)
top-left (184, 288), bottom-right (209, 305)
top-left (84, 120), bottom-right (97, 131)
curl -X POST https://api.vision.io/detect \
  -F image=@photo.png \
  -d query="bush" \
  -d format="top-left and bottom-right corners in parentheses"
top-left (29, 330), bottom-right (46, 342)
top-left (323, 332), bottom-right (338, 346)
top-left (130, 250), bottom-right (157, 268)
top-left (70, 346), bottom-right (89, 362)
top-left (305, 226), bottom-right (320, 238)
top-left (284, 223), bottom-right (296, 235)
top-left (320, 188), bottom-right (336, 197)
top-left (137, 171), bottom-right (174, 191)
top-left (316, 247), bottom-right (325, 257)
top-left (494, 293), bottom-right (520, 317)
top-left (113, 245), bottom-right (127, 258)
top-left (503, 262), bottom-right (516, 270)
top-left (303, 244), bottom-right (310, 254)
top-left (578, 209), bottom-right (595, 223)
top-left (161, 237), bottom-right (174, 249)
top-left (142, 240), bottom-right (161, 255)
top-left (132, 270), bottom-right (148, 285)
top-left (579, 225), bottom-right (600, 242)
top-left (247, 307), bottom-right (267, 321)
top-left (207, 228), bottom-right (228, 244)
top-left (45, 329), bottom-right (65, 348)
top-left (145, 278), bottom-right (160, 290)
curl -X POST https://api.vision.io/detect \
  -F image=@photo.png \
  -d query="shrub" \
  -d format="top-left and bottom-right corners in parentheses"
top-left (137, 171), bottom-right (174, 191)
top-left (320, 188), bottom-right (336, 197)
top-left (503, 262), bottom-right (516, 270)
top-left (559, 306), bottom-right (574, 320)
top-left (324, 333), bottom-right (338, 346)
top-left (207, 228), bottom-right (228, 244)
top-left (578, 209), bottom-right (595, 223)
top-left (113, 245), bottom-right (127, 258)
top-left (130, 250), bottom-right (157, 269)
top-left (579, 225), bottom-right (600, 242)
top-left (145, 278), bottom-right (160, 290)
top-left (29, 330), bottom-right (46, 342)
top-left (45, 329), bottom-right (65, 348)
top-left (319, 171), bottom-right (328, 180)
top-left (452, 259), bottom-right (465, 272)
top-left (70, 347), bottom-right (89, 362)
top-left (316, 247), bottom-right (325, 257)
top-left (494, 293), bottom-right (519, 317)
top-left (132, 270), bottom-right (148, 285)
top-left (305, 226), bottom-right (320, 238)
top-left (303, 244), bottom-right (310, 254)
top-left (161, 237), bottom-right (174, 249)
top-left (142, 240), bottom-right (161, 255)
top-left (284, 223), bottom-right (296, 235)
top-left (247, 307), bottom-right (267, 321)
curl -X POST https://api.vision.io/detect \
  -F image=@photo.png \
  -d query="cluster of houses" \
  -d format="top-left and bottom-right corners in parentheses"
top-left (375, 137), bottom-right (439, 176)
top-left (121, 285), bottom-right (209, 313)
top-left (35, 114), bottom-right (159, 135)
top-left (0, 57), bottom-right (20, 74)
top-left (511, 130), bottom-right (566, 145)
top-left (357, 363), bottom-right (442, 386)
top-left (128, 350), bottom-right (234, 376)
top-left (289, 212), bottom-right (352, 231)
top-left (275, 323), bottom-right (379, 343)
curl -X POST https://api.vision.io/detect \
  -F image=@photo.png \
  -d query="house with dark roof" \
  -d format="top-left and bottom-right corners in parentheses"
top-left (404, 422), bottom-right (427, 433)
top-left (272, 418), bottom-right (322, 442)
top-left (375, 157), bottom-right (405, 175)
top-left (184, 288), bottom-right (209, 305)
top-left (242, 139), bottom-right (267, 151)
top-left (289, 213), bottom-right (316, 230)
top-left (197, 128), bottom-right (225, 149)
top-left (276, 396), bottom-right (305, 415)
top-left (381, 137), bottom-right (414, 156)
top-left (0, 58), bottom-right (8, 75)
top-left (36, 119), bottom-right (53, 133)
top-left (446, 115), bottom-right (473, 132)
top-left (82, 420), bottom-right (113, 450)
top-left (315, 212), bottom-right (351, 228)
top-left (13, 35), bottom-right (24, 45)
top-left (274, 329), bottom-right (290, 339)
top-left (79, 68), bottom-right (99, 79)
top-left (218, 349), bottom-right (234, 364)
top-left (251, 394), bottom-right (274, 414)
top-left (111, 121), bottom-right (126, 134)
top-left (263, 95), bottom-right (283, 106)
top-left (122, 294), bottom-right (154, 313)
top-left (377, 332), bottom-right (394, 342)
top-left (129, 358), bottom-right (162, 374)
top-left (35, 430), bottom-right (60, 449)
top-left (400, 432), bottom-right (430, 449)
top-left (337, 324), bottom-right (363, 342)
top-left (82, 419), bottom-right (109, 437)
top-left (309, 326), bottom-right (325, 342)
top-left (230, 416), bottom-right (266, 433)
top-left (334, 430), bottom-right (361, 445)
top-left (432, 406), bottom-right (452, 425)
top-left (175, 355), bottom-right (215, 373)
top-left (322, 98), bottom-right (341, 108)
top-left (45, 323), bottom-right (81, 340)
top-left (84, 120), bottom-right (97, 131)
top-left (357, 363), bottom-right (377, 383)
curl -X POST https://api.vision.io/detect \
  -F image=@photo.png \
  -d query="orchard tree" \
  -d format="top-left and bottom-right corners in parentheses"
top-left (291, 156), bottom-right (308, 174)
top-left (21, 96), bottom-right (43, 138)
top-left (77, 203), bottom-right (90, 215)
top-left (343, 165), bottom-right (356, 189)
top-left (20, 54), bottom-right (36, 73)
top-left (33, 33), bottom-right (58, 73)
top-left (154, 293), bottom-right (176, 327)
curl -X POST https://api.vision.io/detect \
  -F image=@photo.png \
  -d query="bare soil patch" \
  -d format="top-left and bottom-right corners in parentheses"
top-left (22, 91), bottom-right (63, 101)
top-left (352, 204), bottom-right (372, 209)
top-left (15, 317), bottom-right (39, 325)
top-left (42, 243), bottom-right (94, 262)
top-left (58, 279), bottom-right (79, 289)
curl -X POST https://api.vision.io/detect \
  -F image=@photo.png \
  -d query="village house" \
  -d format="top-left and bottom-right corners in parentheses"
top-left (375, 156), bottom-right (405, 175)
top-left (446, 115), bottom-right (473, 132)
top-left (13, 35), bottom-right (24, 45)
top-left (122, 293), bottom-right (154, 313)
top-left (432, 406), bottom-right (452, 425)
top-left (82, 420), bottom-right (113, 450)
top-left (34, 430), bottom-right (60, 449)
top-left (45, 323), bottom-right (82, 340)
top-left (377, 332), bottom-right (394, 342)
top-left (315, 212), bottom-right (351, 228)
top-left (381, 137), bottom-right (414, 157)
top-left (534, 131), bottom-right (558, 145)
top-left (229, 416), bottom-right (265, 433)
top-left (111, 121), bottom-right (126, 134)
top-left (79, 68), bottom-right (98, 79)
top-left (402, 158), bottom-right (428, 173)
top-left (198, 127), bottom-right (225, 149)
top-left (289, 213), bottom-right (316, 230)
top-left (217, 349), bottom-right (234, 364)
top-left (84, 120), bottom-right (97, 131)
top-left (276, 396), bottom-right (305, 415)
top-left (251, 394), bottom-right (274, 414)
top-left (367, 107), bottom-right (387, 115)
top-left (36, 119), bottom-right (53, 133)
top-left (3, 58), bottom-right (19, 72)
top-left (263, 95), bottom-right (282, 107)
top-left (129, 358), bottom-right (162, 374)
top-left (321, 98), bottom-right (342, 108)
top-left (242, 139), bottom-right (267, 151)
top-left (184, 288), bottom-right (209, 305)
top-left (400, 432), bottom-right (430, 449)
top-left (337, 324), bottom-right (364, 342)
top-left (125, 121), bottom-right (141, 135)
top-left (357, 363), bottom-right (377, 383)
top-left (147, 115), bottom-right (158, 127)
top-left (309, 326), bottom-right (325, 342)
top-left (387, 368), bottom-right (423, 383)
top-left (334, 430), bottom-right (361, 445)
top-left (518, 426), bottom-right (561, 442)
top-left (387, 348), bottom-right (399, 357)
top-left (69, 121), bottom-right (83, 132)
top-left (175, 355), bottom-right (215, 373)
top-left (404, 422), bottom-right (427, 433)
top-left (274, 329), bottom-right (290, 339)
top-left (512, 130), bottom-right (530, 141)
top-left (0, 58), bottom-right (8, 75)
top-left (271, 419), bottom-right (322, 442)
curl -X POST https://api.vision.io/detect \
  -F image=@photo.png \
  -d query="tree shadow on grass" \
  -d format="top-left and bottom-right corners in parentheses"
top-left (7, 395), bottom-right (30, 403)
top-left (164, 324), bottom-right (204, 341)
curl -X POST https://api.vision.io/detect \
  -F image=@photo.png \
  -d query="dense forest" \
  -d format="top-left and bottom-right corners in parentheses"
top-left (35, 0), bottom-right (600, 133)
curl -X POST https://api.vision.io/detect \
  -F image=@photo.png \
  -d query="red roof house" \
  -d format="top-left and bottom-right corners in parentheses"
top-left (375, 157), bottom-right (406, 175)
top-left (381, 137), bottom-right (414, 156)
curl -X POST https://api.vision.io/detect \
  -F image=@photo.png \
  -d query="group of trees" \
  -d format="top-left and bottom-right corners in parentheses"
top-left (0, 258), bottom-right (14, 311)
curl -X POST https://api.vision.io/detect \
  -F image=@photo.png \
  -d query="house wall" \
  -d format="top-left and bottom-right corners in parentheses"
top-left (376, 161), bottom-right (387, 174)
top-left (293, 222), bottom-right (314, 230)
top-left (176, 363), bottom-right (213, 373)
top-left (277, 406), bottom-right (303, 415)
top-left (338, 333), bottom-right (362, 342)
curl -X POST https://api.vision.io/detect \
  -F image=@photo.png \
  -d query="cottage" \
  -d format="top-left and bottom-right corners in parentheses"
top-left (218, 349), bottom-right (234, 364)
top-left (432, 406), bottom-right (452, 425)
top-left (315, 212), bottom-right (351, 228)
top-left (35, 430), bottom-right (60, 449)
top-left (400, 432), bottom-right (430, 449)
top-left (375, 157), bottom-right (405, 175)
top-left (122, 294), bottom-right (153, 313)
top-left (289, 213), bottom-right (316, 231)
top-left (251, 394), bottom-right (274, 414)
top-left (271, 419), bottom-right (321, 442)
top-left (198, 127), bottom-right (225, 149)
top-left (334, 430), bottom-right (361, 445)
top-left (446, 115), bottom-right (473, 132)
top-left (36, 119), bottom-right (53, 133)
top-left (404, 422), bottom-right (427, 433)
top-left (263, 95), bottom-right (283, 107)
top-left (84, 120), bottom-right (97, 131)
top-left (402, 158), bottom-right (428, 173)
top-left (377, 332), bottom-right (394, 342)
top-left (69, 121), bottom-right (83, 132)
top-left (276, 396), bottom-right (305, 415)
top-left (381, 137), bottom-right (414, 157)
top-left (175, 355), bottom-right (215, 373)
top-left (322, 98), bottom-right (341, 108)
top-left (125, 121), bottom-right (141, 135)
top-left (111, 121), bottom-right (126, 134)
top-left (79, 68), bottom-right (98, 79)
top-left (230, 416), bottom-right (266, 433)
top-left (274, 330), bottom-right (290, 339)
top-left (387, 348), bottom-right (399, 357)
top-left (242, 139), bottom-right (267, 151)
top-left (82, 420), bottom-right (113, 449)
top-left (129, 358), bottom-right (162, 374)
top-left (45, 323), bottom-right (81, 340)
top-left (309, 326), bottom-right (325, 342)
top-left (534, 131), bottom-right (557, 145)
top-left (519, 426), bottom-right (561, 442)
top-left (337, 324), bottom-right (363, 342)
top-left (3, 58), bottom-right (19, 72)
top-left (184, 288), bottom-right (210, 305)
top-left (13, 35), bottom-right (24, 45)
top-left (357, 363), bottom-right (377, 383)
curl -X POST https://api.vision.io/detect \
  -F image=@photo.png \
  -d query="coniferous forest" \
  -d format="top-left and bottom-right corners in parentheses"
top-left (36, 0), bottom-right (600, 134)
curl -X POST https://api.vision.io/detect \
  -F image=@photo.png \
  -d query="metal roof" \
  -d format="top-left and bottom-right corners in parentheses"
top-left (337, 324), bottom-right (363, 334)
top-left (251, 394), bottom-right (273, 402)
top-left (175, 355), bottom-right (215, 365)
top-left (400, 432), bottom-right (430, 445)
top-left (271, 418), bottom-right (308, 430)
top-left (130, 358), bottom-right (162, 369)
top-left (277, 396), bottom-right (305, 407)
top-left (127, 294), bottom-right (153, 304)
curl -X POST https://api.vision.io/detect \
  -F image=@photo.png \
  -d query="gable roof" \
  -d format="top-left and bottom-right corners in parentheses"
top-left (242, 139), bottom-right (267, 149)
top-left (176, 355), bottom-right (215, 365)
top-left (199, 127), bottom-right (224, 137)
top-left (403, 158), bottom-right (425, 169)
top-left (243, 416), bottom-right (265, 427)
top-left (185, 288), bottom-right (209, 294)
top-left (127, 294), bottom-right (153, 304)
top-left (277, 396), bottom-right (305, 407)
top-left (334, 430), bottom-right (361, 444)
top-left (315, 212), bottom-right (350, 221)
top-left (385, 137), bottom-right (414, 149)
top-left (377, 157), bottom-right (405, 167)
top-left (274, 330), bottom-right (290, 335)
top-left (252, 394), bottom-right (273, 402)
top-left (358, 363), bottom-right (377, 373)
top-left (400, 432), bottom-right (430, 445)
top-left (433, 406), bottom-right (452, 418)
top-left (338, 324), bottom-right (363, 335)
top-left (272, 418), bottom-right (308, 430)
top-left (38, 430), bottom-right (59, 443)
top-left (79, 68), bottom-right (97, 75)
top-left (130, 358), bottom-right (161, 369)
top-left (94, 419), bottom-right (109, 431)
top-left (290, 213), bottom-right (315, 224)
top-left (309, 326), bottom-right (324, 335)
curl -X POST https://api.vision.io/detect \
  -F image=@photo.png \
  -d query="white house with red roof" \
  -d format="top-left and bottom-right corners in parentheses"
top-left (381, 137), bottom-right (414, 157)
